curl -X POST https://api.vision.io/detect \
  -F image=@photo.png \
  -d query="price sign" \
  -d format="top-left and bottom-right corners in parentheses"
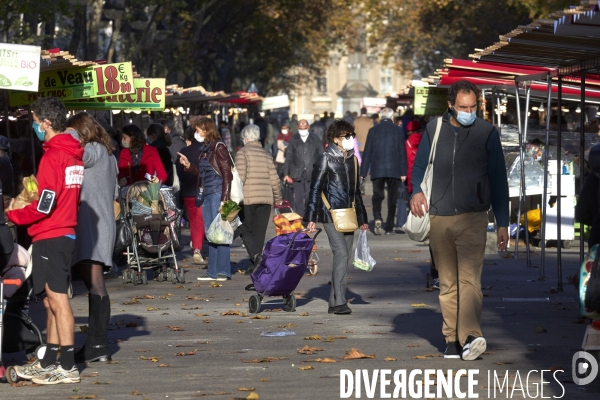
top-left (414, 87), bottom-right (448, 116)
top-left (0, 43), bottom-right (41, 92)
top-left (9, 62), bottom-right (135, 106)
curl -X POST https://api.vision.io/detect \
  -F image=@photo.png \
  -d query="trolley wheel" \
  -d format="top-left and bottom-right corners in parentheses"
top-left (67, 282), bottom-right (73, 299)
top-left (141, 271), bottom-right (148, 285)
top-left (167, 269), bottom-right (174, 283)
top-left (249, 294), bottom-right (261, 314)
top-left (177, 269), bottom-right (186, 284)
top-left (563, 240), bottom-right (572, 249)
top-left (132, 271), bottom-right (139, 286)
top-left (308, 263), bottom-right (318, 276)
top-left (283, 293), bottom-right (296, 312)
top-left (122, 270), bottom-right (129, 284)
top-left (5, 365), bottom-right (19, 384)
top-left (35, 344), bottom-right (47, 360)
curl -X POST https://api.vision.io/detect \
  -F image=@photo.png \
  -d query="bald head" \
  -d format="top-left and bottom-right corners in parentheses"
top-left (298, 119), bottom-right (309, 130)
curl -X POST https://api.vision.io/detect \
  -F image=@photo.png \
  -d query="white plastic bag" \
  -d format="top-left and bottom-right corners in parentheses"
top-left (206, 215), bottom-right (234, 244)
top-left (353, 230), bottom-right (376, 271)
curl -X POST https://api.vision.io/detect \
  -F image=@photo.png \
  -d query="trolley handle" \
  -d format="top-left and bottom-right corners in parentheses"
top-left (2, 279), bottom-right (22, 286)
top-left (274, 200), bottom-right (292, 209)
top-left (288, 228), bottom-right (322, 247)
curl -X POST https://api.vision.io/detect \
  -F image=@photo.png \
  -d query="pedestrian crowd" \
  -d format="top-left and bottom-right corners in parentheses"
top-left (0, 80), bottom-right (513, 386)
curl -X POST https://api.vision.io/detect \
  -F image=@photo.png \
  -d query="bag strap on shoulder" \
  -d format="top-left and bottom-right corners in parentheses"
top-left (321, 155), bottom-right (358, 210)
top-left (428, 117), bottom-right (443, 164)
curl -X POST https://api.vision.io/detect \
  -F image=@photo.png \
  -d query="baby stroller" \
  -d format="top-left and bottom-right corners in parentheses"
top-left (247, 228), bottom-right (322, 314)
top-left (273, 201), bottom-right (319, 275)
top-left (120, 182), bottom-right (184, 285)
top-left (1, 244), bottom-right (45, 383)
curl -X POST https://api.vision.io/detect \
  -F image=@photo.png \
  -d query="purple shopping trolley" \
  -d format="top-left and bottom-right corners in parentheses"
top-left (247, 229), bottom-right (322, 313)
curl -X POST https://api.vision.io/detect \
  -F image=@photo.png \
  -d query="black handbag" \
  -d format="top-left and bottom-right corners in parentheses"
top-left (194, 157), bottom-right (205, 207)
top-left (113, 186), bottom-right (133, 255)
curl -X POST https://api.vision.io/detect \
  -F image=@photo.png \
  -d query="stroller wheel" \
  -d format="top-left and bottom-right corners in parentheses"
top-left (283, 294), bottom-right (296, 312)
top-left (141, 271), bottom-right (148, 285)
top-left (122, 270), bottom-right (129, 284)
top-left (177, 269), bottom-right (186, 284)
top-left (5, 365), bottom-right (19, 384)
top-left (132, 271), bottom-right (139, 286)
top-left (167, 269), bottom-right (175, 284)
top-left (249, 294), bottom-right (261, 314)
top-left (308, 263), bottom-right (318, 276)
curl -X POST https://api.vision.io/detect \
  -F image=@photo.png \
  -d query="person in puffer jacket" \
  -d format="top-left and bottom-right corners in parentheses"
top-left (305, 119), bottom-right (368, 315)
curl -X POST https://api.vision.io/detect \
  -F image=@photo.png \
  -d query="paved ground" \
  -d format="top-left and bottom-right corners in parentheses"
top-left (3, 186), bottom-right (600, 399)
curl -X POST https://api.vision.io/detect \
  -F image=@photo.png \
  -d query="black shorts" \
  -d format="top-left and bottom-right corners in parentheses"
top-left (31, 237), bottom-right (75, 295)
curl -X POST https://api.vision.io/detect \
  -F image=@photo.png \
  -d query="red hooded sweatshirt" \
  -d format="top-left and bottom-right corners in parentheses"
top-left (7, 133), bottom-right (84, 242)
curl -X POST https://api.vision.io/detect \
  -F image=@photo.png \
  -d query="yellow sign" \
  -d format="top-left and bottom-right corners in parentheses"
top-left (61, 78), bottom-right (166, 111)
top-left (414, 87), bottom-right (448, 116)
top-left (9, 62), bottom-right (135, 106)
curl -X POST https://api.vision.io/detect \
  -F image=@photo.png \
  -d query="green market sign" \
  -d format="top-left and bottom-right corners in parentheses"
top-left (414, 87), bottom-right (449, 116)
top-left (61, 78), bottom-right (166, 111)
top-left (9, 62), bottom-right (135, 106)
top-left (0, 43), bottom-right (41, 91)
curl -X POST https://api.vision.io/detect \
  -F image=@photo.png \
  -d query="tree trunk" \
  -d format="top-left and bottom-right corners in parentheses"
top-left (104, 16), bottom-right (122, 63)
top-left (87, 0), bottom-right (103, 60)
top-left (43, 14), bottom-right (56, 49)
top-left (68, 5), bottom-right (87, 57)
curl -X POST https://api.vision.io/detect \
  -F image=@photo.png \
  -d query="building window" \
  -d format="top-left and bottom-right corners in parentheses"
top-left (380, 68), bottom-right (393, 94)
top-left (316, 72), bottom-right (327, 94)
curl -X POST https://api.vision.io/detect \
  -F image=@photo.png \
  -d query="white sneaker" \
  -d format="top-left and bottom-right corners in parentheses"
top-left (461, 336), bottom-right (487, 361)
top-left (32, 365), bottom-right (80, 384)
top-left (14, 360), bottom-right (57, 380)
top-left (193, 250), bottom-right (208, 265)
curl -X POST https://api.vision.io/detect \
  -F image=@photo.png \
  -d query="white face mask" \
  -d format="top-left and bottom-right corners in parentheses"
top-left (281, 129), bottom-right (288, 134)
top-left (341, 137), bottom-right (354, 151)
top-left (299, 129), bottom-right (309, 137)
top-left (195, 133), bottom-right (204, 142)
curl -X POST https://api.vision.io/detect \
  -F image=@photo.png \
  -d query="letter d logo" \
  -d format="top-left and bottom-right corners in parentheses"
top-left (572, 351), bottom-right (599, 386)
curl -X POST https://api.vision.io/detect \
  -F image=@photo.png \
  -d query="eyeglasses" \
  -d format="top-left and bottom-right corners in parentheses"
top-left (342, 133), bottom-right (356, 139)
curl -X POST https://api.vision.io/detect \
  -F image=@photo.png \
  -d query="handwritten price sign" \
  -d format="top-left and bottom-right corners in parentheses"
top-left (9, 62), bottom-right (135, 106)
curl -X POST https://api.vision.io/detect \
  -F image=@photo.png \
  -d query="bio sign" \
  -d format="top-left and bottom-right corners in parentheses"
top-left (9, 62), bottom-right (135, 106)
top-left (0, 43), bottom-right (41, 91)
top-left (414, 87), bottom-right (448, 116)
top-left (61, 78), bottom-right (166, 111)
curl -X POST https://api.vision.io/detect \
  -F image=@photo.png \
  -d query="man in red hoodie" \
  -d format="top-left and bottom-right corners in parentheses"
top-left (7, 97), bottom-right (84, 385)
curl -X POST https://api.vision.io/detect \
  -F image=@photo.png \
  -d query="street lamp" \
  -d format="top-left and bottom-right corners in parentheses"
top-left (103, 0), bottom-right (125, 20)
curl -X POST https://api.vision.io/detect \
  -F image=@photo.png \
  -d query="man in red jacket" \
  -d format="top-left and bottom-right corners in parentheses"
top-left (7, 97), bottom-right (84, 385)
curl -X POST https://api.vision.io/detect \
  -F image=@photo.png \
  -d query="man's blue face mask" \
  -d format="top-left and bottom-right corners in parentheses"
top-left (452, 107), bottom-right (476, 126)
top-left (32, 121), bottom-right (45, 141)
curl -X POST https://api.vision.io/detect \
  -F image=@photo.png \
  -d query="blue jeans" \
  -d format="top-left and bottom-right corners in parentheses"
top-left (202, 192), bottom-right (231, 278)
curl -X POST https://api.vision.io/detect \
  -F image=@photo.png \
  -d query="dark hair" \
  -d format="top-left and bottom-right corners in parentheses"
top-left (193, 117), bottom-right (221, 143)
top-left (184, 125), bottom-right (195, 142)
top-left (30, 96), bottom-right (67, 133)
top-left (326, 119), bottom-right (354, 143)
top-left (360, 107), bottom-right (367, 115)
top-left (67, 112), bottom-right (115, 153)
top-left (147, 123), bottom-right (172, 146)
top-left (121, 124), bottom-right (146, 151)
top-left (447, 80), bottom-right (480, 106)
top-left (159, 118), bottom-right (175, 132)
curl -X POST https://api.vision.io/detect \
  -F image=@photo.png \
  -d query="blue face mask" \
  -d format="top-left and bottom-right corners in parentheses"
top-left (453, 107), bottom-right (476, 126)
top-left (32, 122), bottom-right (45, 141)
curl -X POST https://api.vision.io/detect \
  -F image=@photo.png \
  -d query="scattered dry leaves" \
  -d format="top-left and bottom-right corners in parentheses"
top-left (299, 312), bottom-right (309, 316)
top-left (130, 390), bottom-right (146, 396)
top-left (410, 303), bottom-right (427, 308)
top-left (175, 349), bottom-right (198, 356)
top-left (304, 335), bottom-right (321, 340)
top-left (210, 281), bottom-right (223, 288)
top-left (299, 366), bottom-right (314, 370)
top-left (298, 345), bottom-right (325, 355)
top-left (384, 357), bottom-right (397, 361)
top-left (342, 348), bottom-right (376, 360)
top-left (238, 387), bottom-right (255, 391)
top-left (221, 310), bottom-right (242, 316)
top-left (407, 342), bottom-right (422, 348)
top-left (250, 314), bottom-right (269, 320)
top-left (139, 356), bottom-right (160, 362)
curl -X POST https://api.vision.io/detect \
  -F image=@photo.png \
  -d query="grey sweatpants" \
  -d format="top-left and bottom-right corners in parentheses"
top-left (323, 223), bottom-right (355, 307)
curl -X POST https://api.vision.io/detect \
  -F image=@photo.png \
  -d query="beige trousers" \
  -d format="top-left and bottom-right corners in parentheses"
top-left (429, 211), bottom-right (488, 345)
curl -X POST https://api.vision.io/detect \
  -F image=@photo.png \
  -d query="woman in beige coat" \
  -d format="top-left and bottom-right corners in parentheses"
top-left (236, 124), bottom-right (282, 272)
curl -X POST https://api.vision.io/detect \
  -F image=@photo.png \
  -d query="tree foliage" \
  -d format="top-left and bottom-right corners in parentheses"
top-left (364, 0), bottom-right (574, 78)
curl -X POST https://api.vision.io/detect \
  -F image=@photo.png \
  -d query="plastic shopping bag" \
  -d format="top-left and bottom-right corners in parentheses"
top-left (206, 215), bottom-right (234, 245)
top-left (353, 230), bottom-right (376, 271)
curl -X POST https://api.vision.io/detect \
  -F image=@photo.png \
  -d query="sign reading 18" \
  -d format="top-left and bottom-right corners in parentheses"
top-left (95, 65), bottom-right (131, 95)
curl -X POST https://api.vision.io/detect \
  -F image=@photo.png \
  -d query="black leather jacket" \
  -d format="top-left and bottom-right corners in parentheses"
top-left (305, 145), bottom-right (368, 225)
top-left (283, 133), bottom-right (323, 181)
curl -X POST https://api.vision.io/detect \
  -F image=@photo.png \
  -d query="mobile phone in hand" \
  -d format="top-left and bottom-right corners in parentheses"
top-left (144, 173), bottom-right (153, 181)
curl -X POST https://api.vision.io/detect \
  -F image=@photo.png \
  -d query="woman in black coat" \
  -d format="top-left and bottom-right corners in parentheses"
top-left (147, 123), bottom-right (174, 186)
top-left (305, 119), bottom-right (368, 315)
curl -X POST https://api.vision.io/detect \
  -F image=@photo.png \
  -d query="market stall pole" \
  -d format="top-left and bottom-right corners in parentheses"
top-left (580, 70), bottom-right (586, 265)
top-left (557, 76), bottom-right (563, 292)
top-left (540, 73), bottom-right (553, 281)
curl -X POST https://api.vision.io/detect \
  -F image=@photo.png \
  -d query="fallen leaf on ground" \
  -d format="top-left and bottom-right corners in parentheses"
top-left (250, 314), bottom-right (269, 320)
top-left (299, 366), bottom-right (314, 370)
top-left (210, 281), bottom-right (222, 287)
top-left (278, 323), bottom-right (296, 328)
top-left (235, 303), bottom-right (241, 306)
top-left (299, 312), bottom-right (309, 316)
top-left (342, 348), bottom-right (376, 360)
top-left (308, 357), bottom-right (337, 363)
top-left (343, 330), bottom-right (353, 334)
top-left (221, 310), bottom-right (242, 316)
top-left (130, 390), bottom-right (146, 395)
top-left (139, 356), bottom-right (160, 362)
top-left (263, 308), bottom-right (282, 312)
top-left (238, 387), bottom-right (255, 391)
top-left (167, 325), bottom-right (185, 331)
top-left (144, 295), bottom-right (154, 299)
top-left (175, 285), bottom-right (185, 289)
top-left (195, 313), bottom-right (209, 316)
top-left (298, 345), bottom-right (325, 355)
top-left (410, 303), bottom-right (427, 308)
top-left (68, 396), bottom-right (98, 399)
top-left (304, 335), bottom-right (322, 340)
top-left (260, 378), bottom-right (269, 382)
top-left (394, 258), bottom-right (403, 261)
top-left (147, 306), bottom-right (159, 311)
top-left (384, 357), bottom-right (397, 361)
top-left (158, 364), bottom-right (170, 367)
top-left (241, 357), bottom-right (287, 363)
top-left (175, 349), bottom-right (198, 356)
top-left (413, 354), bottom-right (443, 359)
top-left (407, 342), bottom-right (422, 348)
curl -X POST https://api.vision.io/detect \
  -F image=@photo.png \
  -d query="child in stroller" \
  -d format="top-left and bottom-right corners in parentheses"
top-left (1, 243), bottom-right (45, 383)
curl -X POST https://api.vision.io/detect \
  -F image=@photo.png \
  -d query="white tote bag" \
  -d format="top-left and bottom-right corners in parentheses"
top-left (226, 149), bottom-right (244, 204)
top-left (403, 117), bottom-right (442, 242)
